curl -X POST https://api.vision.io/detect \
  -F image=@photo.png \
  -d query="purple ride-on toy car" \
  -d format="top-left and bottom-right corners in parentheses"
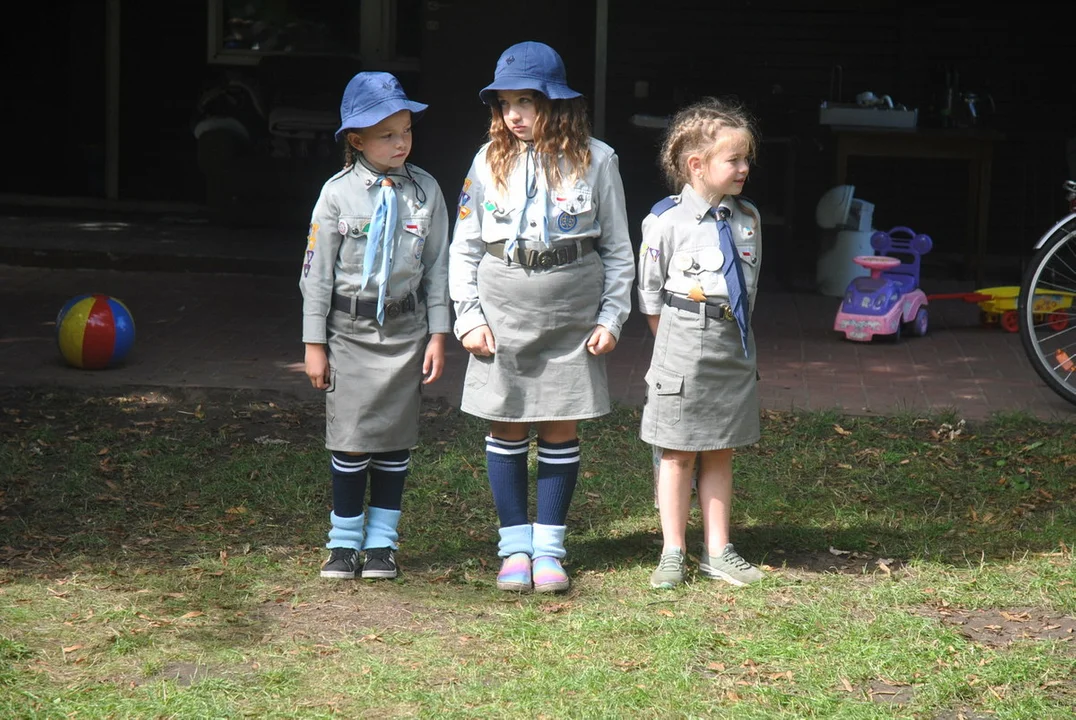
top-left (833, 226), bottom-right (933, 342)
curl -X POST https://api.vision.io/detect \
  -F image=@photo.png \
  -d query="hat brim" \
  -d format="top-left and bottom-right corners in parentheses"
top-left (479, 79), bottom-right (581, 106)
top-left (335, 99), bottom-right (428, 141)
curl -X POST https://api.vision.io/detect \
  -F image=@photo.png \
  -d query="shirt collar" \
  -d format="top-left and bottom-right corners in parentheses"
top-left (350, 159), bottom-right (409, 191)
top-left (679, 184), bottom-right (724, 224)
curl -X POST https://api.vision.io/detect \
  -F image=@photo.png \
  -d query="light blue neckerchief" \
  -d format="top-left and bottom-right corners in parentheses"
top-left (360, 177), bottom-right (398, 325)
top-left (509, 144), bottom-right (549, 255)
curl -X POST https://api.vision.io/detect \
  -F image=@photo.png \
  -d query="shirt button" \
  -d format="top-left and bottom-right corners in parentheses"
top-left (656, 382), bottom-right (662, 390)
top-left (695, 214), bottom-right (702, 220)
top-left (530, 221), bottom-right (537, 227)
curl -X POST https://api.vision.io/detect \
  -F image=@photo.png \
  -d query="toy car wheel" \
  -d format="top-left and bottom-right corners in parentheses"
top-left (907, 307), bottom-right (929, 336)
top-left (1001, 310), bottom-right (1019, 333)
top-left (1047, 311), bottom-right (1068, 331)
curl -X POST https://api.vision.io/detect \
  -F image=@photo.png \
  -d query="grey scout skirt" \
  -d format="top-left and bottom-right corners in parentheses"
top-left (324, 302), bottom-right (427, 452)
top-left (461, 250), bottom-right (609, 423)
top-left (640, 301), bottom-right (760, 452)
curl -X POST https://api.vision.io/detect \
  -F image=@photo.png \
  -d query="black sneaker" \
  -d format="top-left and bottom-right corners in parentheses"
top-left (361, 547), bottom-right (398, 579)
top-left (320, 547), bottom-right (360, 579)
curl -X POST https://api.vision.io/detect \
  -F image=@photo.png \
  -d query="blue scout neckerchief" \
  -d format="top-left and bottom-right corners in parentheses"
top-left (361, 177), bottom-right (398, 325)
top-left (712, 204), bottom-right (750, 357)
top-left (509, 144), bottom-right (549, 255)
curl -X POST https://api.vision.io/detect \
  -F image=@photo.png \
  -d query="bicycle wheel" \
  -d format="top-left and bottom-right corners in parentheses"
top-left (1017, 220), bottom-right (1076, 407)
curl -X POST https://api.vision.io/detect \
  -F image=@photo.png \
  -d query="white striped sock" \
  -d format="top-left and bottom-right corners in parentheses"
top-left (332, 454), bottom-right (370, 473)
top-left (486, 436), bottom-right (530, 456)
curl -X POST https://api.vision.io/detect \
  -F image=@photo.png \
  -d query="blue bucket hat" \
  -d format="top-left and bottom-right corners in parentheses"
top-left (335, 72), bottom-right (428, 141)
top-left (479, 41), bottom-right (581, 106)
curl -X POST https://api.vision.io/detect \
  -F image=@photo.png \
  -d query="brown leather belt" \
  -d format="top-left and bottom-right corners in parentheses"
top-left (664, 293), bottom-right (736, 322)
top-left (485, 238), bottom-right (595, 268)
top-left (331, 287), bottom-right (425, 319)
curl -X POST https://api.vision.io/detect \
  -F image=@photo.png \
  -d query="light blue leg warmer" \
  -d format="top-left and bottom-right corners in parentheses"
top-left (497, 523), bottom-right (534, 558)
top-left (532, 523), bottom-right (567, 559)
top-left (326, 511), bottom-right (365, 551)
top-left (363, 507), bottom-right (402, 550)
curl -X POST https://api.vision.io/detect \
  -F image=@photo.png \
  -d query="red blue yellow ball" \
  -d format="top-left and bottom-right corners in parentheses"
top-left (56, 294), bottom-right (136, 369)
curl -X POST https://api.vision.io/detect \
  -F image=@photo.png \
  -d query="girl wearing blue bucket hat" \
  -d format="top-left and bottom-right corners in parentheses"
top-left (300, 71), bottom-right (451, 582)
top-left (449, 42), bottom-right (636, 593)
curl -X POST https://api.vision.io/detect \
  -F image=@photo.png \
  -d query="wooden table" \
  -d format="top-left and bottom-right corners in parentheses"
top-left (833, 127), bottom-right (1004, 286)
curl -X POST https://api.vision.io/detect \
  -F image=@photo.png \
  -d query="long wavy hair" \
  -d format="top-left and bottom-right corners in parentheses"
top-left (486, 93), bottom-right (592, 193)
top-left (659, 97), bottom-right (758, 193)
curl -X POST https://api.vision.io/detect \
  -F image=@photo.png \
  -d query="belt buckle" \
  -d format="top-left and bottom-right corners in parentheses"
top-left (385, 300), bottom-right (402, 318)
top-left (537, 250), bottom-right (555, 268)
top-left (555, 247), bottom-right (569, 265)
top-left (719, 304), bottom-right (734, 322)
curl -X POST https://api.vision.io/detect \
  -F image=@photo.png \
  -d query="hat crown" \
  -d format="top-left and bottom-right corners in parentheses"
top-left (493, 41), bottom-right (568, 85)
top-left (341, 71), bottom-right (406, 117)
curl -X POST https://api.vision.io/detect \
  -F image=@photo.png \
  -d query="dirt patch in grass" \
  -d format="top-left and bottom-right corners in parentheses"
top-left (767, 549), bottom-right (907, 578)
top-left (914, 606), bottom-right (1076, 650)
top-left (255, 588), bottom-right (446, 644)
top-left (0, 385), bottom-right (326, 447)
top-left (134, 660), bottom-right (258, 687)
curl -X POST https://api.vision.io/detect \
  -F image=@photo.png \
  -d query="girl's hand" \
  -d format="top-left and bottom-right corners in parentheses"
top-left (461, 325), bottom-right (496, 357)
top-left (423, 333), bottom-right (446, 385)
top-left (587, 325), bottom-right (617, 356)
top-left (304, 343), bottom-right (331, 390)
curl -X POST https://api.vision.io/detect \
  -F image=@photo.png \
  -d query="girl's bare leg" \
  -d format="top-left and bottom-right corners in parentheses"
top-left (490, 421), bottom-right (530, 442)
top-left (657, 449), bottom-right (697, 552)
top-left (697, 448), bottom-right (733, 555)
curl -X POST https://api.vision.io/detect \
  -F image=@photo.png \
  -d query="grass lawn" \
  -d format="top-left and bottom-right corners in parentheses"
top-left (1, 386), bottom-right (1074, 719)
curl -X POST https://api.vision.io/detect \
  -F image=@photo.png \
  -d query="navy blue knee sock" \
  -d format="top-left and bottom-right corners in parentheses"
top-left (368, 449), bottom-right (410, 511)
top-left (536, 438), bottom-right (580, 526)
top-left (486, 435), bottom-right (530, 527)
top-left (331, 451), bottom-right (370, 518)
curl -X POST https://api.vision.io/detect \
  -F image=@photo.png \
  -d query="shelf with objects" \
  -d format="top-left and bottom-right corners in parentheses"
top-left (195, 0), bottom-right (422, 223)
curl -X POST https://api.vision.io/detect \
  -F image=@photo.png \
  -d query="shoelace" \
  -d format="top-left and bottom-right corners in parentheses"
top-left (722, 549), bottom-right (752, 570)
top-left (658, 552), bottom-right (683, 570)
top-left (330, 548), bottom-right (356, 563)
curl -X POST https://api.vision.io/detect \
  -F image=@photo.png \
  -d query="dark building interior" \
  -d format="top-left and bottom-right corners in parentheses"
top-left (5, 1), bottom-right (1075, 291)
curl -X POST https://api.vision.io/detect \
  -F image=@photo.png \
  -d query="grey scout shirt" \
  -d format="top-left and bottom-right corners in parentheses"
top-left (300, 161), bottom-right (451, 344)
top-left (637, 183), bottom-right (762, 317)
top-left (449, 138), bottom-right (636, 341)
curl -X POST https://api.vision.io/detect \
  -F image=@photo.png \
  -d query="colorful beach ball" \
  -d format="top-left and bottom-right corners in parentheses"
top-left (56, 294), bottom-right (136, 369)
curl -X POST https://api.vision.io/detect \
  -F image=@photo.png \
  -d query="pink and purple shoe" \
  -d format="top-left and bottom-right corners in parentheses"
top-left (496, 552), bottom-right (532, 592)
top-left (532, 555), bottom-right (570, 593)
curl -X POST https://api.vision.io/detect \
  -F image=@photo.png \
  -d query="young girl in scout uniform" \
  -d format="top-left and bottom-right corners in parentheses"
top-left (300, 72), bottom-right (451, 581)
top-left (449, 41), bottom-right (635, 593)
top-left (637, 97), bottom-right (766, 589)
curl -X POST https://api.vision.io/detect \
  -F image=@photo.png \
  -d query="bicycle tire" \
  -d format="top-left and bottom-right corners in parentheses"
top-left (1017, 221), bottom-right (1076, 407)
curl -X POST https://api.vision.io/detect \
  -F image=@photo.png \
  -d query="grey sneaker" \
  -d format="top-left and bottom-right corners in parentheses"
top-left (699, 544), bottom-right (764, 586)
top-left (650, 548), bottom-right (685, 589)
top-left (320, 547), bottom-right (360, 579)
top-left (361, 547), bottom-right (398, 579)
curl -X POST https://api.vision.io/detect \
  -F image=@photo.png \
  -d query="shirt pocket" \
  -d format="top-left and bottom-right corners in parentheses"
top-left (336, 214), bottom-right (371, 273)
top-left (737, 241), bottom-right (760, 295)
top-left (550, 182), bottom-right (595, 235)
top-left (479, 194), bottom-right (519, 242)
top-left (400, 216), bottom-right (431, 270)
top-left (644, 366), bottom-right (684, 426)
